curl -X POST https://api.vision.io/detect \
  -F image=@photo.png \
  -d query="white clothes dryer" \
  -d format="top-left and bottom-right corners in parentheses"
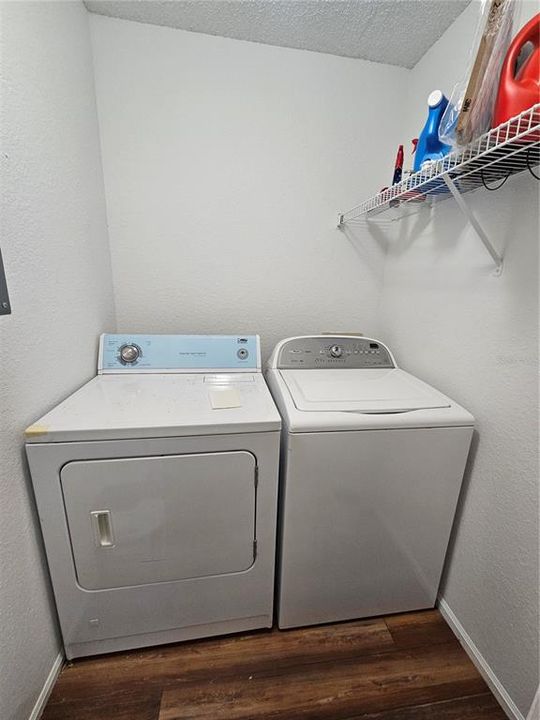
top-left (266, 335), bottom-right (474, 629)
top-left (26, 334), bottom-right (281, 659)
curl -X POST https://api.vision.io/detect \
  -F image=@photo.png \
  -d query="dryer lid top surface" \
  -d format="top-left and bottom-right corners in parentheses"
top-left (25, 373), bottom-right (281, 443)
top-left (280, 368), bottom-right (451, 414)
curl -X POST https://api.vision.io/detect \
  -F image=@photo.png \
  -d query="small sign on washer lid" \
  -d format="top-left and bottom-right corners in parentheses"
top-left (209, 387), bottom-right (242, 409)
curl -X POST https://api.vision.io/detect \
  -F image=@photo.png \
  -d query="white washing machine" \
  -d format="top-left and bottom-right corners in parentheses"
top-left (266, 335), bottom-right (474, 629)
top-left (26, 334), bottom-right (281, 659)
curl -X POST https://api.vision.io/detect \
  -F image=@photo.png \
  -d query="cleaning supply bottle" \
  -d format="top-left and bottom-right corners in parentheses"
top-left (413, 90), bottom-right (452, 172)
top-left (389, 145), bottom-right (404, 208)
top-left (391, 145), bottom-right (404, 185)
top-left (493, 13), bottom-right (540, 127)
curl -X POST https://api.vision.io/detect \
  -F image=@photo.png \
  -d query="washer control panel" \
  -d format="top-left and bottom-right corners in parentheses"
top-left (99, 334), bottom-right (260, 373)
top-left (276, 336), bottom-right (394, 369)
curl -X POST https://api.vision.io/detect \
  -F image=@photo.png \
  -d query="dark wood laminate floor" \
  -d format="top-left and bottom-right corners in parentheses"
top-left (42, 610), bottom-right (506, 720)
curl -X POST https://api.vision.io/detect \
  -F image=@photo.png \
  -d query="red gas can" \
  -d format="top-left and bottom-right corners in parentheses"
top-left (493, 13), bottom-right (540, 127)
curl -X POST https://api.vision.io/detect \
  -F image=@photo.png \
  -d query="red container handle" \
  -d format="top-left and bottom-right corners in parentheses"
top-left (502, 13), bottom-right (539, 84)
top-left (494, 13), bottom-right (540, 127)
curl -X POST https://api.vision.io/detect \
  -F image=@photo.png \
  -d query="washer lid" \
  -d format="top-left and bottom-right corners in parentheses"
top-left (281, 368), bottom-right (451, 413)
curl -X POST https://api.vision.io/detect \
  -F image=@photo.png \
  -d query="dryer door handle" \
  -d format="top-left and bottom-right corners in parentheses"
top-left (91, 510), bottom-right (115, 548)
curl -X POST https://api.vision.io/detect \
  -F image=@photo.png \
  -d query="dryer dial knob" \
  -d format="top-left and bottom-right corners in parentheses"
top-left (119, 344), bottom-right (140, 364)
top-left (329, 345), bottom-right (343, 358)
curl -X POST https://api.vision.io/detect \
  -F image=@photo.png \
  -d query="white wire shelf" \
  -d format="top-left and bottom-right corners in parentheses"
top-left (337, 104), bottom-right (540, 274)
top-left (339, 104), bottom-right (539, 224)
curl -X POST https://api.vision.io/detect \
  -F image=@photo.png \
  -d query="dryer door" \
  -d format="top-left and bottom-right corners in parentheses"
top-left (61, 451), bottom-right (257, 590)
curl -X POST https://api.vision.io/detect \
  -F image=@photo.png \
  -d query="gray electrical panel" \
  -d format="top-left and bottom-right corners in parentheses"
top-left (0, 249), bottom-right (11, 315)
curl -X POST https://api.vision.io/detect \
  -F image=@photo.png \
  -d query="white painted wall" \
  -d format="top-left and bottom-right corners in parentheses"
top-left (378, 2), bottom-right (539, 717)
top-left (0, 3), bottom-right (115, 718)
top-left (89, 15), bottom-right (408, 360)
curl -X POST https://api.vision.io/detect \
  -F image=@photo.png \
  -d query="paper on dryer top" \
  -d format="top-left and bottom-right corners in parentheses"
top-left (281, 368), bottom-right (451, 413)
top-left (209, 387), bottom-right (242, 409)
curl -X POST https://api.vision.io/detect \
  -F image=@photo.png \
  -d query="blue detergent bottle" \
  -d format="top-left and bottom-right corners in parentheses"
top-left (413, 90), bottom-right (452, 172)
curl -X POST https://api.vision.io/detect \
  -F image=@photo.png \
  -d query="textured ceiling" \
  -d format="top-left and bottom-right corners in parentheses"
top-left (84, 0), bottom-right (471, 69)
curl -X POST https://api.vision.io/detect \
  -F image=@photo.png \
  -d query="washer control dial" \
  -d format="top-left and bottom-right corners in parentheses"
top-left (119, 343), bottom-right (141, 364)
top-left (329, 344), bottom-right (343, 358)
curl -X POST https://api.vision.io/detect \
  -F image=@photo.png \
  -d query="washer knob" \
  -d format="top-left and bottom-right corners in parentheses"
top-left (119, 344), bottom-right (140, 364)
top-left (329, 345), bottom-right (343, 358)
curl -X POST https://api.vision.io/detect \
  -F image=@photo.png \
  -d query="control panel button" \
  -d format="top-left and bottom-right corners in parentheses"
top-left (119, 344), bottom-right (141, 364)
top-left (329, 345), bottom-right (343, 358)
top-left (237, 348), bottom-right (249, 360)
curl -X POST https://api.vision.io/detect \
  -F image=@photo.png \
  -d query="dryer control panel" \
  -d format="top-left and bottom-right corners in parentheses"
top-left (275, 336), bottom-right (394, 369)
top-left (98, 334), bottom-right (261, 373)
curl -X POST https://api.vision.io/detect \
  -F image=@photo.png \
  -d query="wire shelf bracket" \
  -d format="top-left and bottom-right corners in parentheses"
top-left (337, 103), bottom-right (540, 276)
top-left (440, 171), bottom-right (503, 274)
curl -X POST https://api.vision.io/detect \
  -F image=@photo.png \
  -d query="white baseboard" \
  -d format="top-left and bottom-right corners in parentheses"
top-left (28, 651), bottom-right (64, 720)
top-left (438, 597), bottom-right (525, 720)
